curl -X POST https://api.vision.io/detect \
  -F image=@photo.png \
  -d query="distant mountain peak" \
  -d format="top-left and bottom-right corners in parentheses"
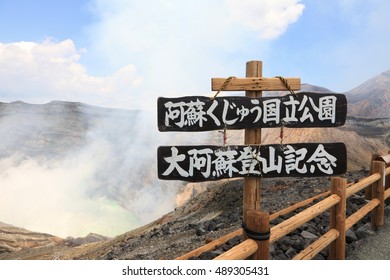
top-left (380, 69), bottom-right (390, 77)
top-left (299, 83), bottom-right (334, 93)
top-left (345, 69), bottom-right (390, 118)
top-left (10, 100), bottom-right (27, 105)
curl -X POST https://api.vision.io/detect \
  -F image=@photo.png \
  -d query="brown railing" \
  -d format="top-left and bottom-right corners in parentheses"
top-left (176, 153), bottom-right (390, 260)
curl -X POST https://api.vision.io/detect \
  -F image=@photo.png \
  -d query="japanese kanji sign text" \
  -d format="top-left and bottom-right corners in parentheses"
top-left (158, 92), bottom-right (347, 132)
top-left (158, 143), bottom-right (347, 181)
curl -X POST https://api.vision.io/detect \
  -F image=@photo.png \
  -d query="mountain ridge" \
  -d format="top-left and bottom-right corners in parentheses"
top-left (0, 69), bottom-right (389, 259)
top-left (345, 69), bottom-right (390, 118)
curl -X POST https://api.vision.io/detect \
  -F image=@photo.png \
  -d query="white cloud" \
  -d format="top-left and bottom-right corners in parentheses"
top-left (0, 1), bottom-right (305, 109)
top-left (226, 0), bottom-right (304, 39)
top-left (0, 39), bottom-right (143, 109)
top-left (83, 0), bottom-right (305, 101)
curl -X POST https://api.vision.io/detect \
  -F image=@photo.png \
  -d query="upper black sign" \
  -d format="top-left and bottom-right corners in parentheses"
top-left (158, 92), bottom-right (347, 132)
top-left (158, 143), bottom-right (347, 182)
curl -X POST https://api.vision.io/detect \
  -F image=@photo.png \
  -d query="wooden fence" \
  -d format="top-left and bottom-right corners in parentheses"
top-left (176, 152), bottom-right (390, 260)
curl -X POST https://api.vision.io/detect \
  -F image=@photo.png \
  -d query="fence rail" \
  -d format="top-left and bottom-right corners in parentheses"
top-left (176, 152), bottom-right (390, 260)
top-left (175, 189), bottom-right (331, 260)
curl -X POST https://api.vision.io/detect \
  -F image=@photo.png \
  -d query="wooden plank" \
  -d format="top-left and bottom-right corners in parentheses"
top-left (346, 173), bottom-right (381, 198)
top-left (385, 188), bottom-right (390, 200)
top-left (328, 177), bottom-right (346, 260)
top-left (365, 154), bottom-right (380, 200)
top-left (158, 93), bottom-right (348, 131)
top-left (293, 229), bottom-right (339, 260)
top-left (386, 153), bottom-right (390, 190)
top-left (157, 143), bottom-right (347, 182)
top-left (175, 229), bottom-right (242, 260)
top-left (213, 239), bottom-right (258, 260)
top-left (371, 161), bottom-right (386, 230)
top-left (270, 194), bottom-right (340, 243)
top-left (177, 189), bottom-right (333, 260)
top-left (269, 191), bottom-right (330, 221)
top-left (376, 155), bottom-right (390, 165)
top-left (212, 77), bottom-right (301, 91)
top-left (345, 199), bottom-right (379, 230)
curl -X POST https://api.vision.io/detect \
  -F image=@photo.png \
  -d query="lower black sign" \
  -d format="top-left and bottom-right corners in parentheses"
top-left (158, 143), bottom-right (347, 181)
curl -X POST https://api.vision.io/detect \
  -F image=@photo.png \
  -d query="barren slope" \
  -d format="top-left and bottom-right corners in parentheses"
top-left (346, 70), bottom-right (390, 118)
top-left (0, 223), bottom-right (63, 255)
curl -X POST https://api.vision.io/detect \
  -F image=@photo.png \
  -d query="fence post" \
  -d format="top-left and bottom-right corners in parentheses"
top-left (386, 150), bottom-right (390, 190)
top-left (244, 210), bottom-right (269, 260)
top-left (371, 160), bottom-right (386, 230)
top-left (328, 177), bottom-right (346, 260)
top-left (365, 153), bottom-right (380, 199)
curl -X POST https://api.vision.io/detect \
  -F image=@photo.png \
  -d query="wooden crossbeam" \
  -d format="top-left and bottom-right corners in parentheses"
top-left (212, 77), bottom-right (301, 91)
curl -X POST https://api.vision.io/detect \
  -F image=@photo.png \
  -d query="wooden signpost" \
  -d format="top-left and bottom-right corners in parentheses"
top-left (157, 60), bottom-right (348, 260)
top-left (158, 93), bottom-right (347, 131)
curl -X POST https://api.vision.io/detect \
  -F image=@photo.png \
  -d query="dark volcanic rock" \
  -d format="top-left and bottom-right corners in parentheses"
top-left (356, 223), bottom-right (376, 239)
top-left (196, 228), bottom-right (206, 236)
top-left (346, 229), bottom-right (358, 244)
top-left (301, 230), bottom-right (317, 241)
top-left (285, 247), bottom-right (297, 259)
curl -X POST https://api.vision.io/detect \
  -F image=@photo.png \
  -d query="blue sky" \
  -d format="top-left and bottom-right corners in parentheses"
top-left (0, 0), bottom-right (389, 109)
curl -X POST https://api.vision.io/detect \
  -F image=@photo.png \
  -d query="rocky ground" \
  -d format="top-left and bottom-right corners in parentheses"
top-left (1, 169), bottom-right (388, 260)
top-left (100, 169), bottom-right (385, 260)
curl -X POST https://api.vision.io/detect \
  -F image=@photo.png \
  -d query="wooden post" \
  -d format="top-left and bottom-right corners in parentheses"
top-left (366, 153), bottom-right (380, 199)
top-left (386, 150), bottom-right (390, 190)
top-left (371, 160), bottom-right (386, 230)
top-left (243, 61), bottom-right (263, 259)
top-left (243, 61), bottom-right (262, 219)
top-left (244, 210), bottom-right (269, 260)
top-left (328, 177), bottom-right (346, 260)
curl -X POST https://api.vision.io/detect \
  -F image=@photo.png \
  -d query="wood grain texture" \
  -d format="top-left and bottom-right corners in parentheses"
top-left (212, 77), bottom-right (301, 91)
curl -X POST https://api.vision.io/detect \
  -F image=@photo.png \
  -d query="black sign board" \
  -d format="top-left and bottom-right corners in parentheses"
top-left (158, 92), bottom-right (347, 132)
top-left (158, 142), bottom-right (347, 182)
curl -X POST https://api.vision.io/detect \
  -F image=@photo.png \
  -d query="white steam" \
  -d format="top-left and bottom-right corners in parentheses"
top-left (0, 104), bottom-right (181, 238)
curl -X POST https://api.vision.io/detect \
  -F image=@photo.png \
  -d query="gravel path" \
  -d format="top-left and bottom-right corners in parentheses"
top-left (347, 215), bottom-right (390, 260)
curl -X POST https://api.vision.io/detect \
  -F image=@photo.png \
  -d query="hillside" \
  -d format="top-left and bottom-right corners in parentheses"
top-left (0, 100), bottom-right (140, 158)
top-left (0, 222), bottom-right (63, 255)
top-left (0, 69), bottom-right (389, 259)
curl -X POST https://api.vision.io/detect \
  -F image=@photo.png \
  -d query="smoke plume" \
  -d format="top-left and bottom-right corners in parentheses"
top-left (0, 102), bottom-right (186, 238)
